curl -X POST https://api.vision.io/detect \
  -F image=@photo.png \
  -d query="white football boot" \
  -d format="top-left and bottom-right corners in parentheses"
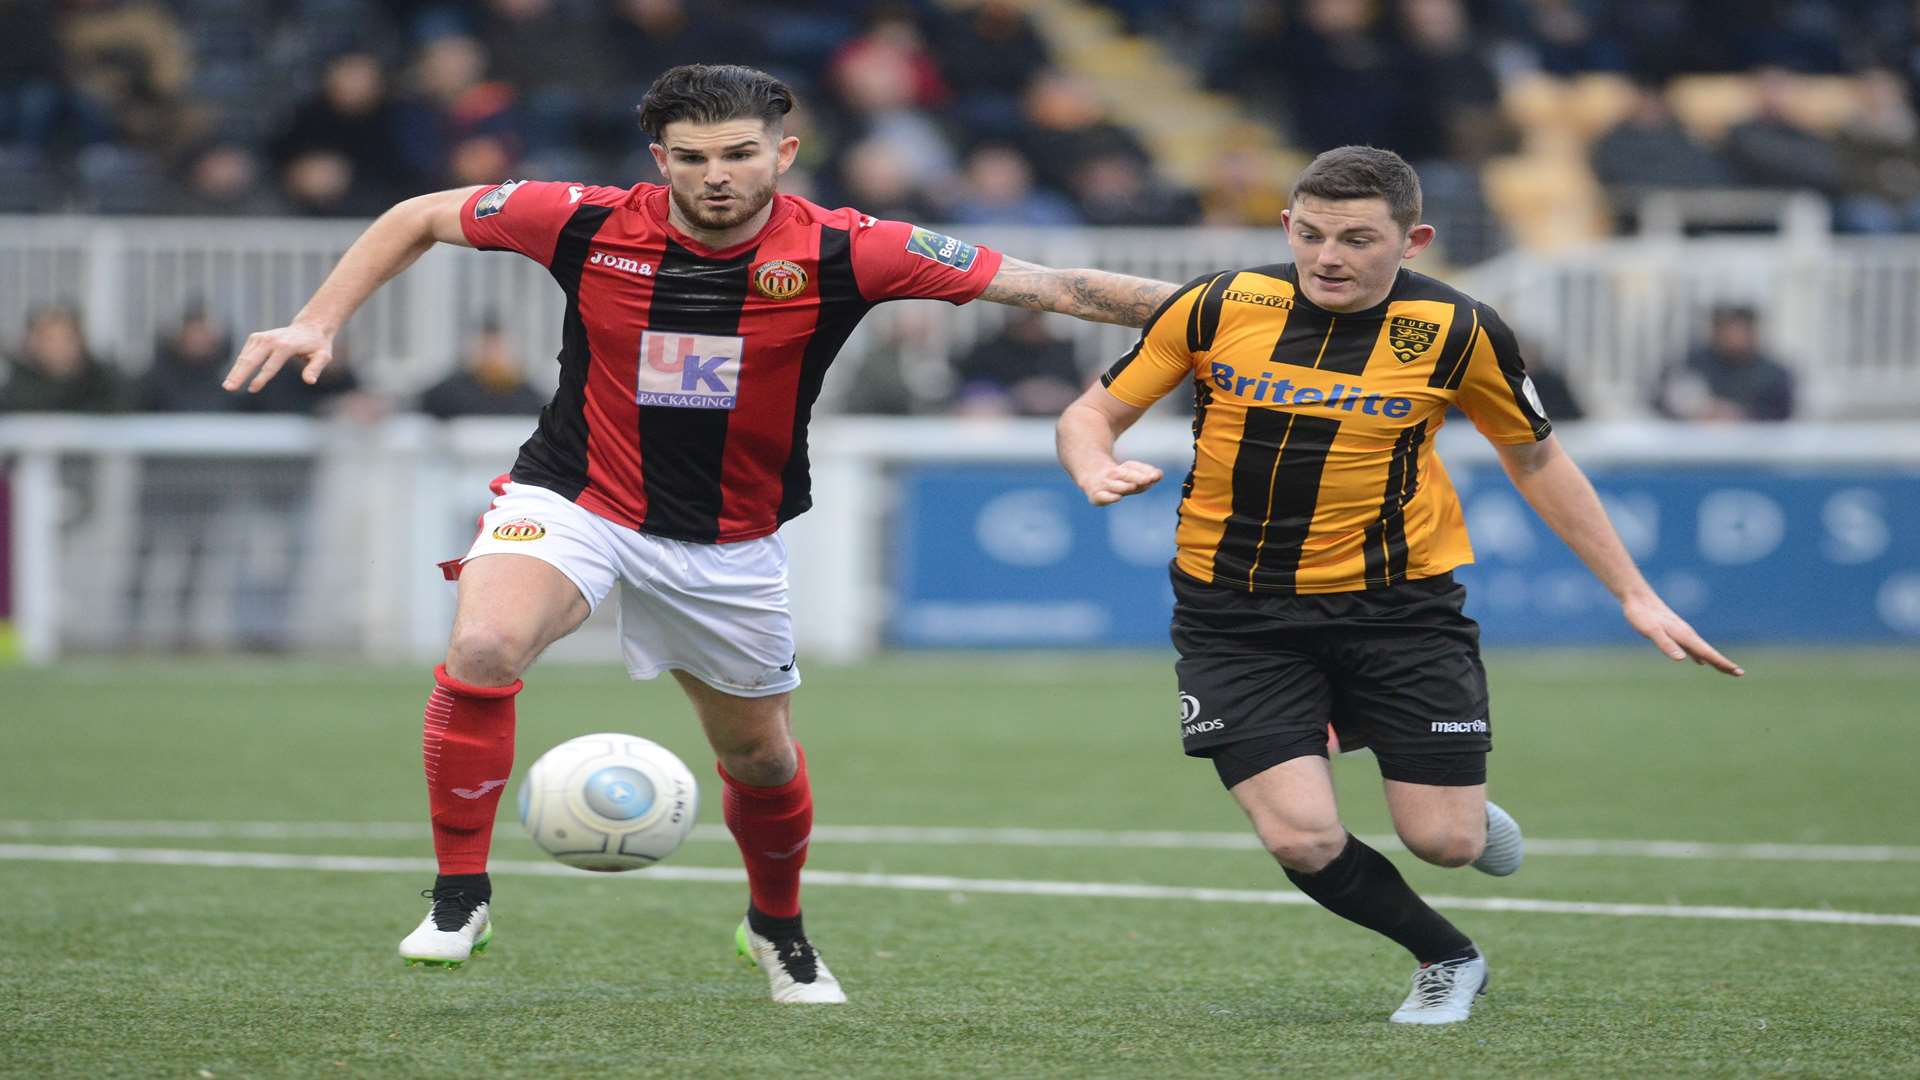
top-left (399, 888), bottom-right (492, 969)
top-left (735, 920), bottom-right (847, 1003)
top-left (1389, 951), bottom-right (1489, 1025)
top-left (1472, 801), bottom-right (1524, 877)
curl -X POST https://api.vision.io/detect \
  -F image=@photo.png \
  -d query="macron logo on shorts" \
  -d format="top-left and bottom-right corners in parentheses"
top-left (1430, 718), bottom-right (1489, 734)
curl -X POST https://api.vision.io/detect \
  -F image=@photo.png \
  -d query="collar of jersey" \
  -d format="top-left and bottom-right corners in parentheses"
top-left (638, 185), bottom-right (795, 260)
top-left (1283, 265), bottom-right (1409, 322)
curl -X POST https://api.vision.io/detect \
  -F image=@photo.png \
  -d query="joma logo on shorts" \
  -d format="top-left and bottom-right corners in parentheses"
top-left (1430, 719), bottom-right (1489, 733)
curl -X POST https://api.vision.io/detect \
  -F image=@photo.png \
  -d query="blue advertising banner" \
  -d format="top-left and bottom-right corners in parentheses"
top-left (889, 463), bottom-right (1920, 647)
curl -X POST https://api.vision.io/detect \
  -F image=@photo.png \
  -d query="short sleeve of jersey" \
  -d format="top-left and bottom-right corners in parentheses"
top-left (1098, 274), bottom-right (1214, 408)
top-left (1455, 303), bottom-right (1553, 444)
top-left (460, 180), bottom-right (597, 266)
top-left (848, 218), bottom-right (1004, 304)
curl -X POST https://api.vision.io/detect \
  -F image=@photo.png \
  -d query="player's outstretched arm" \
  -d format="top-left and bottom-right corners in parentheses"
top-left (1057, 381), bottom-right (1163, 505)
top-left (1495, 435), bottom-right (1744, 676)
top-left (980, 255), bottom-right (1179, 328)
top-left (222, 187), bottom-right (482, 393)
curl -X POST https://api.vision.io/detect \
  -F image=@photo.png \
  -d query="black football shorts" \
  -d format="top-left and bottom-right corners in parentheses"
top-left (1171, 566), bottom-right (1491, 789)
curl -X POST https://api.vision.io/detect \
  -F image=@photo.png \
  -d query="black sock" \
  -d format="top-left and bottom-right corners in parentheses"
top-left (434, 872), bottom-right (491, 901)
top-left (1283, 834), bottom-right (1474, 964)
top-left (747, 904), bottom-right (804, 941)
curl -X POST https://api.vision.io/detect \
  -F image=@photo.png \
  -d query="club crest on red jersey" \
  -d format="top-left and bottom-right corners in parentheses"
top-left (492, 518), bottom-right (545, 541)
top-left (753, 259), bottom-right (808, 300)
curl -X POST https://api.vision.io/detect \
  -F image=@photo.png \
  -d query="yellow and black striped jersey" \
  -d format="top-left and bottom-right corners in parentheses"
top-left (1102, 264), bottom-right (1551, 595)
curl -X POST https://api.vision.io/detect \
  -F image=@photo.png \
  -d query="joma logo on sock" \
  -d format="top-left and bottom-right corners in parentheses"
top-left (452, 779), bottom-right (509, 799)
top-left (1429, 719), bottom-right (1488, 734)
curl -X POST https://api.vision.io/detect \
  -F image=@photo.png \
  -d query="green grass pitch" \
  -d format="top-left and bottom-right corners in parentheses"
top-left (2, 650), bottom-right (1917, 1078)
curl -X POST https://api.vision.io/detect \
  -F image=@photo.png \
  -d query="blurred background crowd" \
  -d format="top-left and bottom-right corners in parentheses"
top-left (4, 0), bottom-right (1905, 420)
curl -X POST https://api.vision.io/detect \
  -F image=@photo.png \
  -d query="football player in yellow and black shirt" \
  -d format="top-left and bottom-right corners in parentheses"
top-left (1057, 146), bottom-right (1742, 1025)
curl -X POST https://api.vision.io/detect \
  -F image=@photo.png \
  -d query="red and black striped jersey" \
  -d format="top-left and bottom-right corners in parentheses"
top-left (459, 180), bottom-right (1003, 543)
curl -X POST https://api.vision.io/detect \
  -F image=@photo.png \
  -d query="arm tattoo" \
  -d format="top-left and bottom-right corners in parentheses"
top-left (979, 255), bottom-right (1179, 328)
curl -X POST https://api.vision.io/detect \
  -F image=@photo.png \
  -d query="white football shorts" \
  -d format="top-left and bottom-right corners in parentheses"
top-left (455, 481), bottom-right (799, 697)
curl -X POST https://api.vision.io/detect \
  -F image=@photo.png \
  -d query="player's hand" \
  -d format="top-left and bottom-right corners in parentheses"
top-left (1622, 592), bottom-right (1744, 676)
top-left (223, 323), bottom-right (334, 393)
top-left (1081, 460), bottom-right (1163, 506)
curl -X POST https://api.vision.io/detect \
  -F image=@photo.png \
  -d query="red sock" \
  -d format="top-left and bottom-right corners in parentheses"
top-left (422, 664), bottom-right (521, 875)
top-left (719, 742), bottom-right (813, 919)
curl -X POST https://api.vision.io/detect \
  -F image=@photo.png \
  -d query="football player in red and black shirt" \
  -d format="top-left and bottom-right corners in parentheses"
top-left (224, 64), bottom-right (1178, 1000)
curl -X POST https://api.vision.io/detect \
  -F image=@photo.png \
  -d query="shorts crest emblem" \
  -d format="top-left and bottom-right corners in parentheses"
top-left (492, 519), bottom-right (545, 541)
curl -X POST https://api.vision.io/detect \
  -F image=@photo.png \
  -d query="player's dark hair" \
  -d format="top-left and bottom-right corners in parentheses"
top-left (1291, 146), bottom-right (1423, 232)
top-left (636, 64), bottom-right (795, 142)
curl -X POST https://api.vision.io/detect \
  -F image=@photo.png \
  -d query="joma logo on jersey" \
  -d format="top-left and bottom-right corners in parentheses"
top-left (1430, 718), bottom-right (1489, 734)
top-left (590, 250), bottom-right (653, 276)
top-left (1209, 362), bottom-right (1416, 418)
top-left (637, 331), bottom-right (744, 409)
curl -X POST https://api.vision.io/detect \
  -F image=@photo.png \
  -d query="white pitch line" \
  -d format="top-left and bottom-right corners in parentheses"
top-left (2, 820), bottom-right (1918, 864)
top-left (3, 843), bottom-right (1917, 929)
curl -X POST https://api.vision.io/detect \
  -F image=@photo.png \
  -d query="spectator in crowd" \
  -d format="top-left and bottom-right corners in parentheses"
top-left (1198, 143), bottom-right (1291, 227)
top-left (1017, 70), bottom-right (1152, 196)
top-left (391, 34), bottom-right (522, 190)
top-left (0, 304), bottom-right (125, 413)
top-left (138, 303), bottom-right (243, 413)
top-left (171, 141), bottom-right (285, 215)
top-left (932, 1), bottom-right (1050, 137)
top-left (949, 309), bottom-right (1084, 418)
top-left (1722, 68), bottom-right (1845, 194)
top-left (1499, 0), bottom-right (1630, 76)
top-left (55, 0), bottom-right (204, 158)
top-left (1270, 0), bottom-right (1408, 152)
top-left (604, 0), bottom-right (763, 103)
top-left (1070, 150), bottom-right (1200, 227)
top-left (949, 143), bottom-right (1081, 226)
top-left (1834, 67), bottom-right (1920, 232)
top-left (829, 137), bottom-right (938, 223)
top-left (417, 318), bottom-right (547, 419)
top-left (1590, 81), bottom-right (1733, 223)
top-left (1653, 304), bottom-right (1796, 421)
top-left (270, 51), bottom-right (410, 210)
top-left (1398, 0), bottom-right (1512, 165)
top-left (827, 8), bottom-right (957, 195)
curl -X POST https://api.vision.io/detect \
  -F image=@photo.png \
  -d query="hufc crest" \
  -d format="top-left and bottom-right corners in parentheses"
top-left (753, 259), bottom-right (808, 300)
top-left (1387, 316), bottom-right (1442, 364)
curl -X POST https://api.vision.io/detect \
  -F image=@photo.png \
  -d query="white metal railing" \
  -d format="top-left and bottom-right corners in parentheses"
top-left (5, 414), bottom-right (1919, 667)
top-left (6, 216), bottom-right (1920, 417)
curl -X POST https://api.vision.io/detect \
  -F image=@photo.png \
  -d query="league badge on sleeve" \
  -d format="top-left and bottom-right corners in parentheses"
top-left (905, 226), bottom-right (979, 272)
top-left (474, 180), bottom-right (524, 219)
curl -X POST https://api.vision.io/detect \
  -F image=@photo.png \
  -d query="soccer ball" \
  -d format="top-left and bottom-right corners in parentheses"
top-left (517, 733), bottom-right (699, 872)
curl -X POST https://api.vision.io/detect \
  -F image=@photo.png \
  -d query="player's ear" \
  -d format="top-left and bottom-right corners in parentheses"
top-left (775, 134), bottom-right (800, 175)
top-left (1403, 223), bottom-right (1436, 259)
top-left (647, 141), bottom-right (669, 178)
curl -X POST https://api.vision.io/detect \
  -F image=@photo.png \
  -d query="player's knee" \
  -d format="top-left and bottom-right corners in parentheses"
top-left (1262, 827), bottom-right (1347, 873)
top-left (717, 737), bottom-right (797, 788)
top-left (1405, 829), bottom-right (1484, 868)
top-left (445, 622), bottom-right (533, 685)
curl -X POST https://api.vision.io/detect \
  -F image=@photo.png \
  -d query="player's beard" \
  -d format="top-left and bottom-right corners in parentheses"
top-left (671, 175), bottom-right (777, 233)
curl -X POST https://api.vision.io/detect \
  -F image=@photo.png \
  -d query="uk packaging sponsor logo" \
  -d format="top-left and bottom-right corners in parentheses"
top-left (637, 331), bottom-right (744, 409)
top-left (1430, 718), bottom-right (1489, 734)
